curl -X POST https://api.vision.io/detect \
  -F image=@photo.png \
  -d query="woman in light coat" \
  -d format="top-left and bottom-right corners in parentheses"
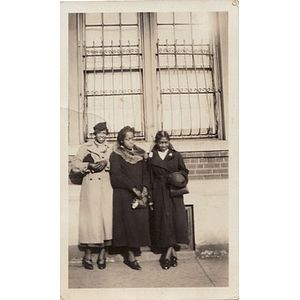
top-left (71, 122), bottom-right (112, 270)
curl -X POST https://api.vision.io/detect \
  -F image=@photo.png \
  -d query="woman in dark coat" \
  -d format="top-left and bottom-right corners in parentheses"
top-left (148, 130), bottom-right (189, 270)
top-left (109, 126), bottom-right (151, 270)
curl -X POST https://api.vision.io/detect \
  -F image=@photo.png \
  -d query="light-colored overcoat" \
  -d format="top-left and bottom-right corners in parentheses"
top-left (71, 140), bottom-right (112, 244)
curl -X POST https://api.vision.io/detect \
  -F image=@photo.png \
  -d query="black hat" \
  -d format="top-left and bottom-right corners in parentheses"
top-left (93, 122), bottom-right (108, 133)
top-left (168, 172), bottom-right (187, 188)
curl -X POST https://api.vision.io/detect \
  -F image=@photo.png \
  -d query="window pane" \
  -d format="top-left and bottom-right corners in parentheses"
top-left (174, 12), bottom-right (191, 24)
top-left (121, 13), bottom-right (137, 24)
top-left (174, 25), bottom-right (192, 44)
top-left (103, 26), bottom-right (120, 45)
top-left (86, 27), bottom-right (103, 46)
top-left (157, 12), bottom-right (173, 24)
top-left (157, 25), bottom-right (174, 44)
top-left (86, 13), bottom-right (102, 25)
top-left (103, 13), bottom-right (120, 25)
top-left (121, 26), bottom-right (138, 45)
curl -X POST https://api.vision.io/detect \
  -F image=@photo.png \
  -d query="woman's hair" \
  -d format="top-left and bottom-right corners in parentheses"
top-left (117, 126), bottom-right (135, 145)
top-left (155, 130), bottom-right (170, 144)
top-left (153, 130), bottom-right (175, 151)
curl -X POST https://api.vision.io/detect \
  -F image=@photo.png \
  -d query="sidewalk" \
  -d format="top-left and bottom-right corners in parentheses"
top-left (68, 251), bottom-right (228, 288)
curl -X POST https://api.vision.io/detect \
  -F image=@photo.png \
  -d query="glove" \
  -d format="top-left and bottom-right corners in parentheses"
top-left (132, 187), bottom-right (142, 199)
top-left (88, 160), bottom-right (108, 172)
top-left (88, 162), bottom-right (99, 171)
top-left (95, 160), bottom-right (108, 172)
top-left (141, 186), bottom-right (148, 197)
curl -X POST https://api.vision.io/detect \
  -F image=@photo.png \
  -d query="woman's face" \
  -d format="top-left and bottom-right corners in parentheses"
top-left (95, 130), bottom-right (107, 144)
top-left (122, 131), bottom-right (134, 150)
top-left (157, 136), bottom-right (170, 151)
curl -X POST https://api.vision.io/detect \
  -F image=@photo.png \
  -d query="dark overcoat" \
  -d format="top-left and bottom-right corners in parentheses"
top-left (148, 148), bottom-right (189, 248)
top-left (109, 146), bottom-right (151, 248)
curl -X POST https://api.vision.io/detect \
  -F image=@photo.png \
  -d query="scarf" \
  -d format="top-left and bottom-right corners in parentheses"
top-left (113, 144), bottom-right (146, 164)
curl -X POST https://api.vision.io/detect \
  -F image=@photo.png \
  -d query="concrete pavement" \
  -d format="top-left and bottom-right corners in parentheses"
top-left (68, 251), bottom-right (228, 288)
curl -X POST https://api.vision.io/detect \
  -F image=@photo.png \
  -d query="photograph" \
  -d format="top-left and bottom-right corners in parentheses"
top-left (61, 1), bottom-right (238, 299)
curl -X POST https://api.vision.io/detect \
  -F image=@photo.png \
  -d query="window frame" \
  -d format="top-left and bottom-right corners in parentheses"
top-left (76, 12), bottom-right (226, 143)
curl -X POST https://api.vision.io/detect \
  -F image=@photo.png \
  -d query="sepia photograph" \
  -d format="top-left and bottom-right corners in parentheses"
top-left (61, 1), bottom-right (239, 299)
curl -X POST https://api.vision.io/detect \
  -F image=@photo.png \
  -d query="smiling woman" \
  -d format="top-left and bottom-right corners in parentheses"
top-left (70, 121), bottom-right (113, 270)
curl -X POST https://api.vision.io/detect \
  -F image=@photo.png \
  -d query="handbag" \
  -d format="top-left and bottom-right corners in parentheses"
top-left (69, 153), bottom-right (95, 185)
top-left (132, 195), bottom-right (149, 209)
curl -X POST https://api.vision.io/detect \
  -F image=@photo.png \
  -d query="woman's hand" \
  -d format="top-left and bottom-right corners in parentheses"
top-left (132, 187), bottom-right (142, 199)
top-left (88, 161), bottom-right (108, 172)
top-left (141, 186), bottom-right (148, 197)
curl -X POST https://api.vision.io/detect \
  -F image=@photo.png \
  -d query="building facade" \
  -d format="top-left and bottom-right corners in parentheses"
top-left (68, 11), bottom-right (230, 256)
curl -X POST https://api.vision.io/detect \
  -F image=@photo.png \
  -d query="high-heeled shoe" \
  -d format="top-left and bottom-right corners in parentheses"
top-left (170, 256), bottom-right (178, 267)
top-left (160, 258), bottom-right (171, 270)
top-left (124, 259), bottom-right (142, 270)
top-left (82, 257), bottom-right (94, 270)
top-left (96, 258), bottom-right (106, 270)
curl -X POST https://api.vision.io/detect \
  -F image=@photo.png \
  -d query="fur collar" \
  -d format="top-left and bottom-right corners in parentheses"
top-left (113, 144), bottom-right (146, 164)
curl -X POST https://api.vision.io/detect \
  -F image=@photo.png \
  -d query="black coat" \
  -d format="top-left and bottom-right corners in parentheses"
top-left (109, 148), bottom-right (151, 248)
top-left (149, 148), bottom-right (189, 248)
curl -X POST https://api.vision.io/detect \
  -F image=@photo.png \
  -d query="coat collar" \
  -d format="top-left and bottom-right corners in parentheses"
top-left (150, 148), bottom-right (175, 170)
top-left (113, 144), bottom-right (146, 164)
top-left (86, 140), bottom-right (109, 156)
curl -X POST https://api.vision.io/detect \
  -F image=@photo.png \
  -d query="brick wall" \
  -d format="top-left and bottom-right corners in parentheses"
top-left (182, 150), bottom-right (229, 180)
top-left (68, 150), bottom-right (228, 184)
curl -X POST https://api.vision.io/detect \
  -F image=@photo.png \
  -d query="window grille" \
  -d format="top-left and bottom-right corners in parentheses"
top-left (156, 12), bottom-right (221, 138)
top-left (83, 13), bottom-right (144, 139)
top-left (79, 12), bottom-right (224, 141)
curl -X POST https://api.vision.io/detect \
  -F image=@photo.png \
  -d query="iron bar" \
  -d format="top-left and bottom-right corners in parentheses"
top-left (101, 15), bottom-right (105, 121)
top-left (86, 23), bottom-right (138, 27)
top-left (111, 40), bottom-right (116, 134)
top-left (209, 41), bottom-right (218, 135)
top-left (129, 40), bottom-right (135, 130)
top-left (166, 39), bottom-right (174, 136)
top-left (101, 39), bottom-right (105, 122)
top-left (183, 39), bottom-right (193, 136)
top-left (157, 38), bottom-right (163, 130)
top-left (138, 37), bottom-right (144, 137)
top-left (192, 39), bottom-right (202, 135)
top-left (200, 40), bottom-right (211, 134)
top-left (174, 39), bottom-right (183, 136)
top-left (93, 41), bottom-right (96, 127)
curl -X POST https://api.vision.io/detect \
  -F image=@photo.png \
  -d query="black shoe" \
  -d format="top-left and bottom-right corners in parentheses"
top-left (160, 258), bottom-right (170, 270)
top-left (124, 259), bottom-right (142, 270)
top-left (82, 257), bottom-right (94, 270)
top-left (96, 258), bottom-right (106, 270)
top-left (170, 256), bottom-right (178, 267)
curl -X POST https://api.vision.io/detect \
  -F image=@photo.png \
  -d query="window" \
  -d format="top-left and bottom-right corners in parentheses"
top-left (77, 12), bottom-right (225, 141)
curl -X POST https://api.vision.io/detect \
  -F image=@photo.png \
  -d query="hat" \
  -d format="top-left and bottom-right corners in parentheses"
top-left (93, 122), bottom-right (108, 133)
top-left (168, 172), bottom-right (187, 188)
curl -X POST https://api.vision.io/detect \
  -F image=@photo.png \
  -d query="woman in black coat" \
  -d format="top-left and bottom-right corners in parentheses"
top-left (148, 130), bottom-right (189, 270)
top-left (109, 126), bottom-right (151, 270)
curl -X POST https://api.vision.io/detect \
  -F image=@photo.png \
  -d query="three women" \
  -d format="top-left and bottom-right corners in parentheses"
top-left (72, 124), bottom-right (189, 271)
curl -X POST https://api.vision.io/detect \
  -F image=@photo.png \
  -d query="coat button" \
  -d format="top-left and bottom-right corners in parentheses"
top-left (98, 178), bottom-right (101, 180)
top-left (90, 178), bottom-right (92, 181)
